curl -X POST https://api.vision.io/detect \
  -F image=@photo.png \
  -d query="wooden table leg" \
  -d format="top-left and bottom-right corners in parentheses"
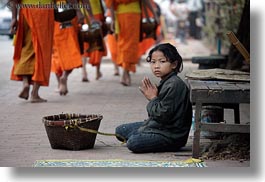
top-left (192, 102), bottom-right (202, 158)
top-left (233, 104), bottom-right (240, 124)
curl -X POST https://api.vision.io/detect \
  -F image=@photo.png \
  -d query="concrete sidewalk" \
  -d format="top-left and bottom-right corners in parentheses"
top-left (0, 36), bottom-right (249, 167)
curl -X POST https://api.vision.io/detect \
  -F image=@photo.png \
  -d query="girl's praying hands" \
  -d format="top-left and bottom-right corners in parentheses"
top-left (139, 77), bottom-right (158, 101)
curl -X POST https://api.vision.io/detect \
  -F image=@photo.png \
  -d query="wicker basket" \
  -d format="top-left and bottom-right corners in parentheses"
top-left (42, 114), bottom-right (103, 150)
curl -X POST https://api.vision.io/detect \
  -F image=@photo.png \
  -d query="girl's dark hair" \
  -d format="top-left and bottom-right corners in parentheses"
top-left (146, 43), bottom-right (183, 73)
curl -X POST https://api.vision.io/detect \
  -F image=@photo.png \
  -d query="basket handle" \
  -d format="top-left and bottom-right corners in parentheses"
top-left (67, 120), bottom-right (127, 144)
top-left (76, 125), bottom-right (127, 144)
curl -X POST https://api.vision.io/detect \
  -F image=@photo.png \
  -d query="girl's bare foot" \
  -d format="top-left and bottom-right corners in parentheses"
top-left (30, 96), bottom-right (47, 103)
top-left (18, 85), bottom-right (30, 100)
top-left (59, 77), bottom-right (68, 95)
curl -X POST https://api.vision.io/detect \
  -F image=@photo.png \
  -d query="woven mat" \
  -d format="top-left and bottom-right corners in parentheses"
top-left (33, 158), bottom-right (206, 167)
top-left (185, 68), bottom-right (250, 82)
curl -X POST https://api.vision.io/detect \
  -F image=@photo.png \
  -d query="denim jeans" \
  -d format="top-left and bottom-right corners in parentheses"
top-left (115, 122), bottom-right (181, 153)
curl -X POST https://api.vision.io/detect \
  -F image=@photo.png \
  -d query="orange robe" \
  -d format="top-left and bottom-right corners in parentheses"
top-left (83, 1), bottom-right (107, 66)
top-left (11, 7), bottom-right (54, 86)
top-left (51, 17), bottom-right (82, 76)
top-left (138, 0), bottom-right (158, 59)
top-left (106, 34), bottom-right (118, 63)
top-left (105, 0), bottom-right (141, 72)
top-left (105, 9), bottom-right (117, 63)
top-left (138, 25), bottom-right (163, 59)
top-left (138, 38), bottom-right (155, 59)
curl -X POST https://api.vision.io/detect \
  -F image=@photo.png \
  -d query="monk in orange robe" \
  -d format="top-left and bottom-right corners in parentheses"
top-left (81, 0), bottom-right (107, 82)
top-left (10, 0), bottom-right (54, 103)
top-left (138, 0), bottom-right (159, 60)
top-left (105, 0), bottom-right (141, 86)
top-left (51, 13), bottom-right (82, 95)
top-left (105, 9), bottom-right (120, 76)
top-left (106, 33), bottom-right (120, 76)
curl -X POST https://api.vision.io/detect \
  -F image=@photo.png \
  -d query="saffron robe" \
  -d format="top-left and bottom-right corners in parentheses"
top-left (11, 1), bottom-right (54, 86)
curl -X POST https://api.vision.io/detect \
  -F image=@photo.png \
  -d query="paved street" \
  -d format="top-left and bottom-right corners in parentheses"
top-left (0, 35), bottom-right (249, 167)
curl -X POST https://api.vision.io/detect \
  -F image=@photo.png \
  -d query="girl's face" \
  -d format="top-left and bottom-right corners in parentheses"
top-left (149, 51), bottom-right (177, 80)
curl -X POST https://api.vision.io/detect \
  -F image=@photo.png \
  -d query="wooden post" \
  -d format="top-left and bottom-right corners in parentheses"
top-left (226, 31), bottom-right (250, 64)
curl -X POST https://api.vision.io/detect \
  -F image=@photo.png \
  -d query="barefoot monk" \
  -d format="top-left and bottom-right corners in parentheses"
top-left (9, 0), bottom-right (54, 103)
top-left (51, 2), bottom-right (82, 96)
top-left (105, 0), bottom-right (141, 86)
